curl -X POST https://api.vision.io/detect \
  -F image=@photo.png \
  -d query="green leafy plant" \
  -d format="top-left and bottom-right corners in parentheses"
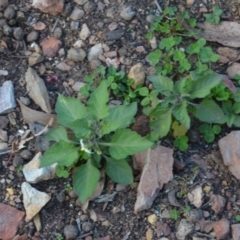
top-left (222, 100), bottom-right (240, 127)
top-left (16, 165), bottom-right (23, 173)
top-left (65, 183), bottom-right (72, 191)
top-left (174, 135), bottom-right (189, 151)
top-left (210, 82), bottom-right (232, 101)
top-left (56, 234), bottom-right (64, 240)
top-left (199, 124), bottom-right (222, 143)
top-left (169, 209), bottom-right (180, 220)
top-left (236, 215), bottom-right (240, 222)
top-left (183, 205), bottom-right (191, 214)
top-left (40, 81), bottom-right (153, 203)
top-left (204, 6), bottom-right (223, 25)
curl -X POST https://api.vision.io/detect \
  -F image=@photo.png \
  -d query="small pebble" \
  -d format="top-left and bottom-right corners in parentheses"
top-left (13, 155), bottom-right (24, 167)
top-left (64, 224), bottom-right (79, 240)
top-left (3, 25), bottom-right (12, 36)
top-left (27, 31), bottom-right (39, 42)
top-left (82, 222), bottom-right (94, 232)
top-left (53, 27), bottom-right (62, 39)
top-left (56, 190), bottom-right (66, 203)
top-left (20, 150), bottom-right (32, 160)
top-left (4, 6), bottom-right (15, 19)
top-left (83, 2), bottom-right (96, 13)
top-left (13, 27), bottom-right (24, 40)
top-left (147, 214), bottom-right (157, 225)
top-left (79, 215), bottom-right (89, 222)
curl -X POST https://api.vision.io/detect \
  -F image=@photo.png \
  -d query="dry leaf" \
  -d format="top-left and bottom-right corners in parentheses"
top-left (131, 115), bottom-right (150, 137)
top-left (168, 187), bottom-right (181, 207)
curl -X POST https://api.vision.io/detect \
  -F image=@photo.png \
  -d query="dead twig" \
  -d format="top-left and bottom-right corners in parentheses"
top-left (154, 0), bottom-right (163, 13)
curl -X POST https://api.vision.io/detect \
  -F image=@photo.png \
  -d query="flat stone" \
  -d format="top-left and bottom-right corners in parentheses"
top-left (0, 80), bottom-right (16, 114)
top-left (21, 182), bottom-right (51, 221)
top-left (70, 8), bottom-right (84, 20)
top-left (120, 6), bottom-right (135, 21)
top-left (187, 186), bottom-right (203, 208)
top-left (40, 37), bottom-right (62, 58)
top-left (25, 67), bottom-right (52, 114)
top-left (218, 131), bottom-right (240, 179)
top-left (0, 203), bottom-right (25, 240)
top-left (79, 23), bottom-right (91, 40)
top-left (67, 48), bottom-right (86, 61)
top-left (103, 30), bottom-right (125, 41)
top-left (232, 224), bottom-right (240, 240)
top-left (176, 219), bottom-right (194, 240)
top-left (134, 146), bottom-right (174, 212)
top-left (88, 43), bottom-right (103, 61)
top-left (213, 218), bottom-right (230, 239)
top-left (128, 63), bottom-right (145, 89)
top-left (32, 0), bottom-right (64, 16)
top-left (28, 52), bottom-right (44, 66)
top-left (23, 152), bottom-right (57, 184)
top-left (210, 194), bottom-right (226, 214)
top-left (217, 47), bottom-right (239, 61)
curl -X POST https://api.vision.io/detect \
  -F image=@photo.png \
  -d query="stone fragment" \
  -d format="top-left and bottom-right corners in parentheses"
top-left (25, 67), bottom-right (51, 113)
top-left (73, 40), bottom-right (85, 48)
top-left (186, 0), bottom-right (194, 5)
top-left (74, 0), bottom-right (87, 5)
top-left (210, 194), bottom-right (226, 214)
top-left (134, 146), bottom-right (174, 212)
top-left (27, 31), bottom-right (39, 42)
top-left (149, 37), bottom-right (158, 49)
top-left (13, 27), bottom-right (24, 40)
top-left (213, 218), bottom-right (230, 239)
top-left (147, 214), bottom-right (157, 225)
top-left (227, 62), bottom-right (240, 78)
top-left (32, 22), bottom-right (46, 31)
top-left (176, 219), bottom-right (194, 240)
top-left (120, 6), bottom-right (135, 20)
top-left (79, 23), bottom-right (91, 40)
top-left (21, 182), bottom-right (51, 221)
top-left (72, 81), bottom-right (85, 92)
top-left (83, 1), bottom-right (96, 13)
top-left (56, 62), bottom-right (72, 71)
top-left (12, 234), bottom-right (28, 240)
top-left (217, 47), bottom-right (239, 61)
top-left (40, 37), bottom-right (62, 58)
top-left (103, 30), bottom-right (125, 41)
top-left (20, 150), bottom-right (33, 160)
top-left (108, 22), bottom-right (118, 31)
top-left (218, 131), bottom-right (240, 179)
top-left (82, 222), bottom-right (93, 232)
top-left (232, 224), bottom-right (240, 240)
top-left (33, 214), bottom-right (41, 231)
top-left (156, 221), bottom-right (171, 238)
top-left (187, 186), bottom-right (203, 208)
top-left (0, 81), bottom-right (16, 114)
top-left (0, 203), bottom-right (25, 240)
top-left (32, 0), bottom-right (64, 16)
top-left (28, 52), bottom-right (44, 66)
top-left (64, 224), bottom-right (79, 239)
top-left (0, 116), bottom-right (9, 129)
top-left (23, 152), bottom-right (57, 184)
top-left (128, 63), bottom-right (145, 89)
top-left (53, 27), bottom-right (62, 39)
top-left (186, 209), bottom-right (202, 223)
top-left (70, 8), bottom-right (84, 20)
top-left (4, 6), bottom-right (15, 19)
top-left (88, 43), bottom-right (103, 61)
top-left (0, 0), bottom-right (8, 11)
top-left (67, 48), bottom-right (86, 61)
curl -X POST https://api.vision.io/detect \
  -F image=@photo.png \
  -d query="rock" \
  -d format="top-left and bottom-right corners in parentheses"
top-left (4, 6), bottom-right (15, 19)
top-left (128, 63), bottom-right (145, 89)
top-left (23, 152), bottom-right (57, 184)
top-left (40, 37), bottom-right (62, 58)
top-left (74, 0), bottom-right (87, 5)
top-left (2, 25), bottom-right (12, 36)
top-left (108, 22), bottom-right (118, 31)
top-left (53, 27), bottom-right (62, 39)
top-left (79, 23), bottom-right (91, 40)
top-left (0, 116), bottom-right (9, 129)
top-left (56, 190), bottom-right (66, 203)
top-left (25, 67), bottom-right (51, 113)
top-left (13, 27), bottom-right (24, 40)
top-left (218, 131), bottom-right (240, 179)
top-left (82, 222), bottom-right (93, 232)
top-left (64, 224), bottom-right (79, 239)
top-left (32, 0), bottom-right (64, 16)
top-left (13, 155), bottom-right (24, 167)
top-left (147, 214), bottom-right (157, 225)
top-left (0, 203), bottom-right (25, 240)
top-left (12, 234), bottom-right (28, 240)
top-left (120, 56), bottom-right (132, 65)
top-left (89, 59), bottom-right (101, 69)
top-left (35, 135), bottom-right (49, 152)
top-left (186, 0), bottom-right (194, 5)
top-left (176, 219), bottom-right (194, 240)
top-left (213, 218), bottom-right (230, 239)
top-left (120, 6), bottom-right (135, 21)
top-left (72, 81), bottom-right (85, 92)
top-left (33, 213), bottom-right (41, 231)
top-left (0, 0), bottom-right (8, 11)
top-left (56, 62), bottom-right (72, 71)
top-left (217, 47), bottom-right (239, 61)
top-left (146, 228), bottom-right (153, 240)
top-left (103, 30), bottom-right (124, 41)
top-left (232, 224), bottom-right (240, 240)
top-left (28, 52), bottom-right (44, 66)
top-left (0, 81), bottom-right (16, 114)
top-left (20, 150), bottom-right (32, 160)
top-left (73, 40), bottom-right (85, 48)
top-left (27, 31), bottom-right (39, 42)
top-left (0, 70), bottom-right (8, 76)
top-left (227, 63), bottom-right (240, 78)
top-left (156, 221), bottom-right (171, 238)
top-left (186, 209), bottom-right (202, 223)
top-left (134, 146), bottom-right (174, 212)
top-left (70, 8), bottom-right (84, 20)
top-left (67, 48), bottom-right (86, 61)
top-left (88, 43), bottom-right (103, 61)
top-left (32, 22), bottom-right (46, 31)
top-left (187, 186), bottom-right (203, 208)
top-left (149, 37), bottom-right (158, 49)
top-left (21, 182), bottom-right (51, 221)
top-left (116, 184), bottom-right (127, 191)
top-left (210, 194), bottom-right (226, 214)
top-left (83, 1), bottom-right (96, 13)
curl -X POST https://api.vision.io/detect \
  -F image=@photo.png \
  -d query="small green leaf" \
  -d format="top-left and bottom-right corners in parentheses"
top-left (73, 160), bottom-right (100, 203)
top-left (172, 100), bottom-right (190, 129)
top-left (68, 119), bottom-right (91, 139)
top-left (138, 87), bottom-right (149, 96)
top-left (56, 95), bottom-right (86, 127)
top-left (236, 215), bottom-right (240, 222)
top-left (147, 49), bottom-right (162, 66)
top-left (106, 129), bottom-right (153, 160)
top-left (105, 156), bottom-right (133, 184)
top-left (204, 131), bottom-right (215, 143)
top-left (141, 97), bottom-right (150, 106)
top-left (212, 125), bottom-right (221, 134)
top-left (45, 126), bottom-right (70, 142)
top-left (234, 116), bottom-right (240, 127)
top-left (147, 75), bottom-right (173, 96)
top-left (40, 141), bottom-right (79, 167)
top-left (169, 209), bottom-right (179, 220)
top-left (199, 124), bottom-right (211, 134)
top-left (87, 81), bottom-right (109, 120)
top-left (56, 165), bottom-right (69, 178)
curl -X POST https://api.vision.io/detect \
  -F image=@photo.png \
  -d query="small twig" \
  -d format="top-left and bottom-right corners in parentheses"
top-left (51, 18), bottom-right (59, 33)
top-left (154, 0), bottom-right (163, 13)
top-left (77, 231), bottom-right (93, 239)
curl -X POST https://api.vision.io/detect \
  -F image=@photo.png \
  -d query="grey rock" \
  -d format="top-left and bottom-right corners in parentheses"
top-left (0, 81), bottom-right (16, 114)
top-left (70, 21), bottom-right (80, 30)
top-left (56, 190), bottom-right (66, 203)
top-left (128, 63), bottom-right (145, 89)
top-left (118, 47), bottom-right (127, 56)
top-left (87, 43), bottom-right (103, 61)
top-left (20, 149), bottom-right (32, 160)
top-left (186, 209), bottom-right (203, 223)
top-left (0, 116), bottom-right (9, 129)
top-left (53, 27), bottom-right (62, 39)
top-left (0, 19), bottom-right (7, 27)
top-left (3, 25), bottom-right (12, 36)
top-left (21, 182), bottom-right (51, 221)
top-left (68, 190), bottom-right (78, 199)
top-left (28, 52), bottom-right (44, 66)
top-left (72, 81), bottom-right (85, 92)
top-left (79, 23), bottom-right (90, 40)
top-left (16, 11), bottom-right (25, 20)
top-left (13, 27), bottom-right (24, 40)
top-left (83, 1), bottom-right (96, 13)
top-left (4, 6), bottom-right (15, 19)
top-left (116, 184), bottom-right (127, 191)
top-left (25, 67), bottom-right (52, 113)
top-left (82, 222), bottom-right (93, 232)
top-left (74, 0), bottom-right (87, 5)
top-left (176, 219), bottom-right (194, 240)
top-left (64, 224), bottom-right (79, 240)
top-left (67, 48), bottom-right (86, 61)
top-left (19, 96), bottom-right (30, 106)
top-left (89, 59), bottom-right (101, 69)
top-left (103, 30), bottom-right (124, 41)
top-left (70, 8), bottom-right (84, 20)
top-left (120, 6), bottom-right (135, 21)
top-left (23, 152), bottom-right (57, 184)
top-left (35, 135), bottom-right (49, 152)
top-left (13, 155), bottom-right (24, 167)
top-left (120, 56), bottom-right (132, 65)
top-left (0, 0), bottom-right (8, 11)
top-left (27, 31), bottom-right (39, 42)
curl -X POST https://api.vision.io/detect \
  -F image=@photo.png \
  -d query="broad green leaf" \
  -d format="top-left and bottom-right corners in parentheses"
top-left (174, 78), bottom-right (188, 95)
top-left (149, 105), bottom-right (172, 141)
top-left (56, 94), bottom-right (86, 127)
top-left (87, 81), bottom-right (109, 120)
top-left (101, 102), bottom-right (137, 135)
top-left (232, 102), bottom-right (240, 114)
top-left (45, 126), bottom-right (70, 142)
top-left (105, 129), bottom-right (153, 160)
top-left (147, 49), bottom-right (162, 66)
top-left (40, 141), bottom-right (79, 167)
top-left (73, 160), bottom-right (100, 203)
top-left (189, 73), bottom-right (222, 99)
top-left (196, 99), bottom-right (226, 124)
top-left (172, 100), bottom-right (190, 128)
top-left (105, 156), bottom-right (133, 184)
top-left (68, 119), bottom-right (91, 139)
top-left (147, 75), bottom-right (173, 96)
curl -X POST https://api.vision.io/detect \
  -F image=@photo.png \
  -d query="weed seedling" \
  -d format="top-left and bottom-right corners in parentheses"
top-left (174, 135), bottom-right (189, 151)
top-left (56, 234), bottom-right (64, 240)
top-left (16, 165), bottom-right (23, 173)
top-left (199, 124), bottom-right (221, 143)
top-left (64, 183), bottom-right (72, 191)
top-left (204, 6), bottom-right (223, 25)
top-left (169, 209), bottom-right (180, 220)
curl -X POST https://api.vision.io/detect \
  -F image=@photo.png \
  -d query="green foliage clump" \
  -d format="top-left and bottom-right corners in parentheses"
top-left (204, 6), bottom-right (223, 25)
top-left (199, 124), bottom-right (221, 143)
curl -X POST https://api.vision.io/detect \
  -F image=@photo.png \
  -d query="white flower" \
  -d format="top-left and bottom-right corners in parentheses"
top-left (80, 139), bottom-right (93, 154)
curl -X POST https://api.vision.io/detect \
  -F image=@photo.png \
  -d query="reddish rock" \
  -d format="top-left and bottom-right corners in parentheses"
top-left (218, 131), bottom-right (240, 179)
top-left (32, 0), bottom-right (64, 16)
top-left (12, 234), bottom-right (28, 240)
top-left (213, 218), bottom-right (230, 240)
top-left (101, 236), bottom-right (110, 240)
top-left (156, 221), bottom-right (171, 237)
top-left (227, 63), bottom-right (240, 78)
top-left (0, 203), bottom-right (25, 240)
top-left (134, 146), bottom-right (174, 212)
top-left (232, 224), bottom-right (240, 240)
top-left (210, 194), bottom-right (226, 214)
top-left (40, 37), bottom-right (62, 58)
top-left (217, 47), bottom-right (239, 61)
